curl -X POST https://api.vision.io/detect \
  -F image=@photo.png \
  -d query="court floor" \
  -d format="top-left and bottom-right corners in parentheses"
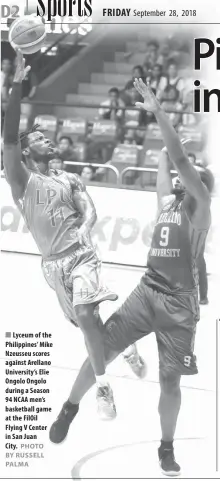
top-left (0, 252), bottom-right (219, 480)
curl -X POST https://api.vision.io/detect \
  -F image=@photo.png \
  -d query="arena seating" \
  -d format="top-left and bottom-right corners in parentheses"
top-left (57, 118), bottom-right (88, 142)
top-left (90, 119), bottom-right (118, 141)
top-left (34, 115), bottom-right (58, 141)
top-left (2, 31), bottom-right (205, 189)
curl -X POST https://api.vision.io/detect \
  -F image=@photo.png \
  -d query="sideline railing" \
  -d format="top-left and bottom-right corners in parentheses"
top-left (120, 166), bottom-right (177, 184)
top-left (17, 99), bottom-right (195, 115)
top-left (64, 161), bottom-right (120, 183)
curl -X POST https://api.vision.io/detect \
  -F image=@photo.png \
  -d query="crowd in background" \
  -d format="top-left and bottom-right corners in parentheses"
top-left (1, 36), bottom-right (211, 189)
top-left (98, 39), bottom-right (198, 131)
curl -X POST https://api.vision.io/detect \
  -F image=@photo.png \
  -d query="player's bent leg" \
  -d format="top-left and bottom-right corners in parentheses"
top-left (75, 303), bottom-right (116, 421)
top-left (158, 371), bottom-right (181, 477)
top-left (49, 321), bottom-right (124, 444)
top-left (75, 303), bottom-right (105, 376)
top-left (49, 282), bottom-right (153, 443)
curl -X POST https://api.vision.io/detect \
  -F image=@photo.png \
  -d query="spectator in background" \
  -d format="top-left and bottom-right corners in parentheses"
top-left (143, 40), bottom-right (159, 77)
top-left (58, 136), bottom-right (74, 158)
top-left (160, 85), bottom-right (183, 127)
top-left (81, 165), bottom-right (96, 182)
top-left (99, 87), bottom-right (125, 121)
top-left (181, 88), bottom-right (199, 126)
top-left (165, 62), bottom-right (185, 99)
top-left (123, 66), bottom-right (146, 105)
top-left (58, 136), bottom-right (80, 174)
top-left (124, 65), bottom-right (145, 92)
top-left (124, 86), bottom-right (149, 133)
top-left (1, 59), bottom-right (13, 132)
top-left (1, 59), bottom-right (13, 97)
top-left (147, 64), bottom-right (167, 99)
top-left (49, 158), bottom-right (65, 171)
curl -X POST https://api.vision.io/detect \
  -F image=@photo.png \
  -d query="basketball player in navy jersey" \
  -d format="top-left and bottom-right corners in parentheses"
top-left (50, 80), bottom-right (211, 476)
top-left (3, 51), bottom-right (145, 422)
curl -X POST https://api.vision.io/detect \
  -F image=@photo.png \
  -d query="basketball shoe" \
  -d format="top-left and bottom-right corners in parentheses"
top-left (158, 442), bottom-right (181, 476)
top-left (49, 400), bottom-right (79, 444)
top-left (96, 384), bottom-right (116, 420)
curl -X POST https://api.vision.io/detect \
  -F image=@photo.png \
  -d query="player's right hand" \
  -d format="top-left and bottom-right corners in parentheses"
top-left (14, 49), bottom-right (31, 84)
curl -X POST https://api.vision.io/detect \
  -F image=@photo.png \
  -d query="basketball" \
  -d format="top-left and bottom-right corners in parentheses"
top-left (8, 15), bottom-right (46, 55)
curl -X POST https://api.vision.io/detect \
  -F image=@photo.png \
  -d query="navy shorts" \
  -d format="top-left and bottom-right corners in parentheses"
top-left (103, 278), bottom-right (199, 376)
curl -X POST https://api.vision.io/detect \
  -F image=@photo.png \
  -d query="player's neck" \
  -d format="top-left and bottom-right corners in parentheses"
top-left (37, 162), bottom-right (50, 176)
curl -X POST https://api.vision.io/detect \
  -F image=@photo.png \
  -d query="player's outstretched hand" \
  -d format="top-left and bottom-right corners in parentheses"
top-left (134, 78), bottom-right (160, 113)
top-left (14, 49), bottom-right (31, 84)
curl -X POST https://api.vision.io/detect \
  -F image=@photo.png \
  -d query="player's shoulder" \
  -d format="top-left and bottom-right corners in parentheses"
top-left (65, 172), bottom-right (86, 192)
top-left (51, 169), bottom-right (86, 192)
top-left (159, 194), bottom-right (176, 210)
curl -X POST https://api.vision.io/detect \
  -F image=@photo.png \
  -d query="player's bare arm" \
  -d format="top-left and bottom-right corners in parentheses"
top-left (156, 150), bottom-right (173, 207)
top-left (157, 139), bottom-right (192, 208)
top-left (3, 50), bottom-right (31, 201)
top-left (134, 79), bottom-right (210, 228)
top-left (69, 173), bottom-right (97, 245)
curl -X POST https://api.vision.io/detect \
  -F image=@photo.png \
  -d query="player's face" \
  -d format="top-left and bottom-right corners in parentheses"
top-left (27, 132), bottom-right (57, 160)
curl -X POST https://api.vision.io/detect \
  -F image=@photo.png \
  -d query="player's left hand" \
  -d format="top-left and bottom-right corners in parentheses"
top-left (14, 49), bottom-right (31, 84)
top-left (134, 79), bottom-right (160, 113)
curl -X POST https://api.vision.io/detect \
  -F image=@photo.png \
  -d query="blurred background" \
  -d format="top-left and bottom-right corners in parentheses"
top-left (1, 21), bottom-right (211, 189)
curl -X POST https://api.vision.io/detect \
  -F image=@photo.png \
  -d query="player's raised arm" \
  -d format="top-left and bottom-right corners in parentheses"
top-left (156, 149), bottom-right (173, 207)
top-left (69, 174), bottom-right (97, 245)
top-left (134, 79), bottom-right (210, 208)
top-left (3, 50), bottom-right (30, 201)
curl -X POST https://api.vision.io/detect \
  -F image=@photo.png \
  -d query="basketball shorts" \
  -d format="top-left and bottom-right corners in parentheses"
top-left (103, 278), bottom-right (199, 376)
top-left (42, 245), bottom-right (117, 326)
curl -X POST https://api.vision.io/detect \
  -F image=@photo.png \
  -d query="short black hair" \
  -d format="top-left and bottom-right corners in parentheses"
top-left (59, 136), bottom-right (73, 145)
top-left (109, 87), bottom-right (119, 95)
top-left (147, 40), bottom-right (159, 49)
top-left (19, 124), bottom-right (42, 150)
top-left (82, 164), bottom-right (95, 172)
top-left (163, 84), bottom-right (179, 101)
top-left (168, 60), bottom-right (177, 68)
top-left (153, 63), bottom-right (162, 71)
top-left (133, 65), bottom-right (144, 74)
